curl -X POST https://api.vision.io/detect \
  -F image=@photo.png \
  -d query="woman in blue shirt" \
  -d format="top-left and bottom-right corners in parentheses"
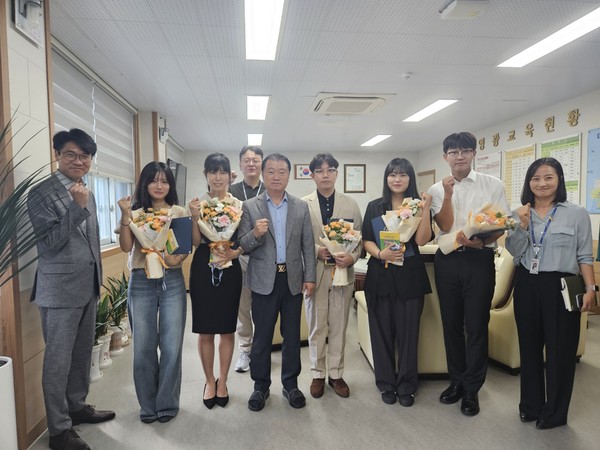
top-left (506, 157), bottom-right (597, 429)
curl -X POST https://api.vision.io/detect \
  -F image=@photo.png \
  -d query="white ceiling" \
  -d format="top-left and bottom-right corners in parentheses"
top-left (49, 0), bottom-right (600, 154)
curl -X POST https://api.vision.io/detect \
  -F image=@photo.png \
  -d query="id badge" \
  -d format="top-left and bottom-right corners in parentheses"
top-left (529, 258), bottom-right (539, 274)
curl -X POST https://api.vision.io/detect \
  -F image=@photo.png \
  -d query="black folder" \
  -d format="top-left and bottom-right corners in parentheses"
top-left (170, 217), bottom-right (193, 254)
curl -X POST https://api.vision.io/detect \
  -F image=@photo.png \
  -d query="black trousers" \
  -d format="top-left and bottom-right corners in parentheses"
top-left (366, 294), bottom-right (424, 395)
top-left (434, 248), bottom-right (495, 393)
top-left (250, 272), bottom-right (302, 392)
top-left (513, 265), bottom-right (580, 426)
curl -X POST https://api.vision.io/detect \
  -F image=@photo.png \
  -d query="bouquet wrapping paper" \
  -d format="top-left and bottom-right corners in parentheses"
top-left (381, 197), bottom-right (424, 266)
top-left (197, 197), bottom-right (243, 269)
top-left (319, 220), bottom-right (362, 286)
top-left (129, 208), bottom-right (173, 278)
top-left (437, 202), bottom-right (516, 255)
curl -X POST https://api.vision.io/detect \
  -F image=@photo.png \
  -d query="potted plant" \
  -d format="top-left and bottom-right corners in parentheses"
top-left (1, 116), bottom-right (50, 447)
top-left (103, 274), bottom-right (128, 356)
top-left (95, 295), bottom-right (113, 369)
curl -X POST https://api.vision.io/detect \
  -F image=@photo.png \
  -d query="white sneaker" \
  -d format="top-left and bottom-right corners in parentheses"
top-left (235, 351), bottom-right (251, 373)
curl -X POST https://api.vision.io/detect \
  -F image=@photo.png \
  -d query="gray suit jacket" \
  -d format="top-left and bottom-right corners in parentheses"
top-left (239, 192), bottom-right (316, 295)
top-left (303, 190), bottom-right (363, 287)
top-left (27, 173), bottom-right (102, 307)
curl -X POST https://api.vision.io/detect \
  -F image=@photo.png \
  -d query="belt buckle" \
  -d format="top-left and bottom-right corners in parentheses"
top-left (456, 246), bottom-right (466, 252)
top-left (277, 264), bottom-right (287, 273)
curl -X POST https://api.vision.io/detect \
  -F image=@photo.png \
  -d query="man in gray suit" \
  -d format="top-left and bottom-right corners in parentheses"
top-left (239, 153), bottom-right (316, 411)
top-left (303, 153), bottom-right (362, 399)
top-left (28, 129), bottom-right (115, 450)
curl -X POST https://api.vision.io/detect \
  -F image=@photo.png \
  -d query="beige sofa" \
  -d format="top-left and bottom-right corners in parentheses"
top-left (488, 248), bottom-right (588, 373)
top-left (272, 304), bottom-right (310, 346)
top-left (356, 244), bottom-right (588, 375)
top-left (356, 244), bottom-right (447, 374)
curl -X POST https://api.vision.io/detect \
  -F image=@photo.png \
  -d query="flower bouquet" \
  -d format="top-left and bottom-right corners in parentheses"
top-left (437, 202), bottom-right (516, 255)
top-left (380, 197), bottom-right (424, 266)
top-left (197, 197), bottom-right (242, 269)
top-left (319, 220), bottom-right (362, 286)
top-left (129, 207), bottom-right (173, 278)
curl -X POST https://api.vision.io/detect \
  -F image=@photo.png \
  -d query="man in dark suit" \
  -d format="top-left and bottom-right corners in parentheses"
top-left (28, 129), bottom-right (115, 450)
top-left (239, 153), bottom-right (316, 411)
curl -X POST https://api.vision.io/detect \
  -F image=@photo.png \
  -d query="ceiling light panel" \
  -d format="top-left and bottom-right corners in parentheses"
top-left (498, 6), bottom-right (600, 68)
top-left (361, 135), bottom-right (391, 147)
top-left (245, 0), bottom-right (285, 60)
top-left (248, 134), bottom-right (263, 145)
top-left (247, 96), bottom-right (270, 120)
top-left (403, 100), bottom-right (459, 122)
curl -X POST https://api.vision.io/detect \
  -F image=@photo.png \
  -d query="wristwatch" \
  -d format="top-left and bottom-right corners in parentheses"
top-left (586, 285), bottom-right (599, 292)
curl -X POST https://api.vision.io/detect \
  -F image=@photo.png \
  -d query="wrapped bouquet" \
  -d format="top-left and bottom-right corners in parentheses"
top-left (197, 196), bottom-right (242, 269)
top-left (129, 207), bottom-right (174, 278)
top-left (380, 197), bottom-right (424, 266)
top-left (319, 220), bottom-right (362, 286)
top-left (437, 203), bottom-right (516, 255)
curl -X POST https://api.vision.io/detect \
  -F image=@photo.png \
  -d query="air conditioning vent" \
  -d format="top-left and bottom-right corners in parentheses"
top-left (311, 93), bottom-right (391, 115)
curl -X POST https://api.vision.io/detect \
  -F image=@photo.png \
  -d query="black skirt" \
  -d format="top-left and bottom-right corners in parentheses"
top-left (189, 244), bottom-right (242, 334)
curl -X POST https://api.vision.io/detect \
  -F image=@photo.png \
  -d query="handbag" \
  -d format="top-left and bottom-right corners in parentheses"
top-left (560, 275), bottom-right (585, 312)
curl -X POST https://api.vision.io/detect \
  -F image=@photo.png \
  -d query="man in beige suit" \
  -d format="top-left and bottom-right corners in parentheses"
top-left (302, 153), bottom-right (362, 398)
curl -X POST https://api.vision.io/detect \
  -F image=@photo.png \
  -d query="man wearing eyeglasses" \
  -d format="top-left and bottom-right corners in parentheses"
top-left (428, 132), bottom-right (510, 418)
top-left (229, 146), bottom-right (265, 373)
top-left (302, 153), bottom-right (362, 399)
top-left (28, 129), bottom-right (115, 450)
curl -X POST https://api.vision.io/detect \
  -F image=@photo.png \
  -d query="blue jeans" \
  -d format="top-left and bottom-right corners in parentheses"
top-left (129, 268), bottom-right (187, 421)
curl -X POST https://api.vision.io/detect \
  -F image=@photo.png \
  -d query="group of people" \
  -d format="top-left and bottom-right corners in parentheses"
top-left (28, 129), bottom-right (597, 450)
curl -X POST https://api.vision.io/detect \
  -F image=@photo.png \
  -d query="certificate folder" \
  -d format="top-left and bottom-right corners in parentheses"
top-left (169, 217), bottom-right (193, 254)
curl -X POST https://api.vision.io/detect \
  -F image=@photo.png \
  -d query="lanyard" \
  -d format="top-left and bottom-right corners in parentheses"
top-left (242, 181), bottom-right (262, 200)
top-left (530, 206), bottom-right (557, 258)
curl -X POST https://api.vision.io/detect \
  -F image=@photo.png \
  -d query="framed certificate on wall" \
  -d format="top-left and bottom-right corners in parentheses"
top-left (344, 164), bottom-right (366, 193)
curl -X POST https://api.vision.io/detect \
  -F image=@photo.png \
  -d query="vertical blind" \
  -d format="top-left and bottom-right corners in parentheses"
top-left (51, 49), bottom-right (135, 182)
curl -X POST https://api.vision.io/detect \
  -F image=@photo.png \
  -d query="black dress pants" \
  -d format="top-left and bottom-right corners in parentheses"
top-left (434, 248), bottom-right (495, 393)
top-left (513, 265), bottom-right (580, 426)
top-left (250, 272), bottom-right (302, 392)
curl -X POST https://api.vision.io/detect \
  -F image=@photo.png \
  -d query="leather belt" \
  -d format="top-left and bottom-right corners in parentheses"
top-left (456, 246), bottom-right (493, 252)
top-left (277, 263), bottom-right (287, 273)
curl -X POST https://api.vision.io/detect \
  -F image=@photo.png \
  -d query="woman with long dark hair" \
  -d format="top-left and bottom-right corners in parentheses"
top-left (117, 161), bottom-right (188, 423)
top-left (506, 157), bottom-right (596, 429)
top-left (361, 158), bottom-right (433, 406)
top-left (188, 153), bottom-right (243, 409)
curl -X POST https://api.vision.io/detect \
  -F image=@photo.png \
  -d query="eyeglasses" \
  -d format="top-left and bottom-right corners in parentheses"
top-left (446, 149), bottom-right (474, 158)
top-left (242, 158), bottom-right (262, 166)
top-left (60, 151), bottom-right (92, 162)
top-left (313, 168), bottom-right (338, 175)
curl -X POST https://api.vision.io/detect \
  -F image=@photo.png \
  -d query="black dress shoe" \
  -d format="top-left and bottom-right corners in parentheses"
top-left (216, 379), bottom-right (229, 407)
top-left (141, 416), bottom-right (157, 424)
top-left (439, 383), bottom-right (463, 404)
top-left (536, 419), bottom-right (565, 430)
top-left (520, 412), bottom-right (537, 423)
top-left (282, 387), bottom-right (306, 409)
top-left (460, 391), bottom-right (480, 416)
top-left (69, 405), bottom-right (116, 425)
top-left (398, 394), bottom-right (415, 407)
top-left (49, 428), bottom-right (90, 450)
top-left (248, 389), bottom-right (270, 411)
top-left (157, 415), bottom-right (174, 423)
top-left (381, 391), bottom-right (397, 404)
top-left (203, 383), bottom-right (217, 409)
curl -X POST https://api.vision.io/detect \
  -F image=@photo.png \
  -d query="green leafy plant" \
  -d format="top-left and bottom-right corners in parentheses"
top-left (103, 273), bottom-right (129, 328)
top-left (94, 295), bottom-right (111, 345)
top-left (0, 115), bottom-right (49, 287)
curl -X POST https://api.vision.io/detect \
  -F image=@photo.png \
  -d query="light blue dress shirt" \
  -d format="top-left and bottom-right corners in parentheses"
top-left (266, 192), bottom-right (288, 263)
top-left (505, 201), bottom-right (593, 274)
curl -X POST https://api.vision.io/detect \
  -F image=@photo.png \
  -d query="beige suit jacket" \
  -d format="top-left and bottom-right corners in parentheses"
top-left (303, 190), bottom-right (363, 287)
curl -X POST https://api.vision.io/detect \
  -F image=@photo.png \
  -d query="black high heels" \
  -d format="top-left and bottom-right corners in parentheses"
top-left (203, 381), bottom-right (217, 409)
top-left (216, 378), bottom-right (229, 407)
